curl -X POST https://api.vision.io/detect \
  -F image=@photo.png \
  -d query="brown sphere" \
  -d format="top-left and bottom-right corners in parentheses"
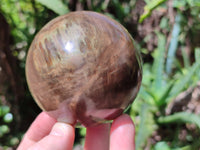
top-left (26, 11), bottom-right (142, 127)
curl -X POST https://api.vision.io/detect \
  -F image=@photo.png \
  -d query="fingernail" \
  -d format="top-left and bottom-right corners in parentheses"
top-left (50, 122), bottom-right (69, 137)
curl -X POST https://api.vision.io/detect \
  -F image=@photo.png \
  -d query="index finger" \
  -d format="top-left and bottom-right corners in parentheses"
top-left (18, 112), bottom-right (56, 150)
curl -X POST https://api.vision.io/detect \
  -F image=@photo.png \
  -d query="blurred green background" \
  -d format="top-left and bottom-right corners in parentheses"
top-left (0, 0), bottom-right (200, 149)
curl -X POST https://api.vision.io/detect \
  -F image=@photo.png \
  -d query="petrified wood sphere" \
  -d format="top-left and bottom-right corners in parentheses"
top-left (26, 11), bottom-right (142, 127)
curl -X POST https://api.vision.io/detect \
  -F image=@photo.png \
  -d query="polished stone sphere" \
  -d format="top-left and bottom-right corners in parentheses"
top-left (26, 11), bottom-right (142, 127)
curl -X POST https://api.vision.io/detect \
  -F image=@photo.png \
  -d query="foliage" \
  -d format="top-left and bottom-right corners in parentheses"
top-left (36, 0), bottom-right (69, 15)
top-left (0, 104), bottom-right (18, 148)
top-left (131, 39), bottom-right (200, 149)
top-left (130, 0), bottom-right (200, 148)
top-left (139, 0), bottom-right (168, 23)
top-left (0, 0), bottom-right (200, 149)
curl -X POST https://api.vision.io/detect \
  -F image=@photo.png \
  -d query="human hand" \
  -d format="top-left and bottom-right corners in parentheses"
top-left (17, 112), bottom-right (135, 150)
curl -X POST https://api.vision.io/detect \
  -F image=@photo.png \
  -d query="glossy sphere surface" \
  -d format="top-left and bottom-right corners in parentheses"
top-left (26, 11), bottom-right (142, 127)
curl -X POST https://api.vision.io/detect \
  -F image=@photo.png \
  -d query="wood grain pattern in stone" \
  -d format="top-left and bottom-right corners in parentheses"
top-left (26, 11), bottom-right (142, 127)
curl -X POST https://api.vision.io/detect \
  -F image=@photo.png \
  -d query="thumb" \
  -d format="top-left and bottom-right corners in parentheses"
top-left (28, 122), bottom-right (75, 150)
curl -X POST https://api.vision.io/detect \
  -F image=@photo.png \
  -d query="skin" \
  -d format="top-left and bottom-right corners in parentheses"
top-left (17, 112), bottom-right (135, 150)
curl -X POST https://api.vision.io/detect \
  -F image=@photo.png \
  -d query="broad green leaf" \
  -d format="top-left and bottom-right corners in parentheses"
top-left (0, 125), bottom-right (10, 134)
top-left (0, 106), bottom-right (10, 117)
top-left (36, 0), bottom-right (69, 15)
top-left (173, 0), bottom-right (187, 9)
top-left (187, 0), bottom-right (200, 7)
top-left (154, 142), bottom-right (170, 150)
top-left (10, 137), bottom-right (20, 146)
top-left (158, 112), bottom-right (200, 129)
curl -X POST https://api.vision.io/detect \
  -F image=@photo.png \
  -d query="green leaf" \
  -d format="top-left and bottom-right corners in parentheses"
top-left (173, 0), bottom-right (187, 9)
top-left (181, 47), bottom-right (190, 68)
top-left (195, 48), bottom-right (200, 79)
top-left (141, 64), bottom-right (153, 86)
top-left (0, 106), bottom-right (10, 117)
top-left (36, 0), bottom-right (69, 15)
top-left (0, 125), bottom-right (10, 135)
top-left (160, 17), bottom-right (169, 29)
top-left (166, 13), bottom-right (181, 74)
top-left (168, 60), bottom-right (200, 101)
top-left (172, 145), bottom-right (192, 150)
top-left (79, 127), bottom-right (86, 137)
top-left (187, 0), bottom-right (200, 7)
top-left (138, 87), bottom-right (155, 105)
top-left (10, 137), bottom-right (19, 146)
top-left (158, 112), bottom-right (200, 129)
top-left (154, 142), bottom-right (170, 150)
top-left (195, 47), bottom-right (200, 63)
top-left (158, 80), bottom-right (174, 106)
top-left (136, 103), bottom-right (156, 150)
top-left (152, 32), bottom-right (166, 99)
top-left (139, 0), bottom-right (167, 23)
top-left (154, 142), bottom-right (192, 150)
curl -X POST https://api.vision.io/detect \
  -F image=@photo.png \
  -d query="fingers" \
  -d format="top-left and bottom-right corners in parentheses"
top-left (18, 112), bottom-right (75, 150)
top-left (84, 114), bottom-right (135, 150)
top-left (84, 123), bottom-right (110, 150)
top-left (18, 112), bottom-right (56, 149)
top-left (28, 122), bottom-right (75, 150)
top-left (110, 114), bottom-right (135, 150)
top-left (18, 112), bottom-right (135, 150)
